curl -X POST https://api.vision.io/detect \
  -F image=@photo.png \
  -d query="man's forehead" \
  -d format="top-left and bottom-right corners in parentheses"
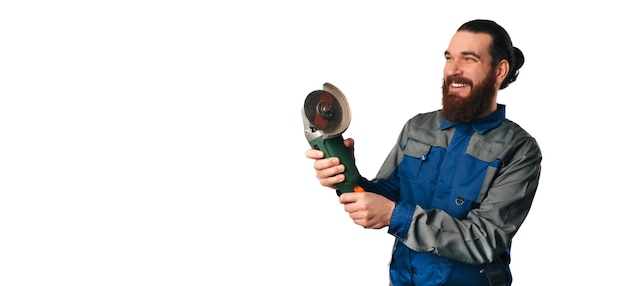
top-left (446, 31), bottom-right (492, 55)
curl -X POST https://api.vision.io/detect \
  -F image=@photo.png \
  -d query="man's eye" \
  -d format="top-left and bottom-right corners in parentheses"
top-left (465, 57), bottom-right (477, 62)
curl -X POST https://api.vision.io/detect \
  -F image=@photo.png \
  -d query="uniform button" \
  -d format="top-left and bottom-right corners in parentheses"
top-left (455, 197), bottom-right (465, 206)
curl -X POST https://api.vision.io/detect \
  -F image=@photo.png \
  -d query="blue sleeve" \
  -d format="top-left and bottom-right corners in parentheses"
top-left (358, 173), bottom-right (401, 202)
top-left (387, 200), bottom-right (414, 239)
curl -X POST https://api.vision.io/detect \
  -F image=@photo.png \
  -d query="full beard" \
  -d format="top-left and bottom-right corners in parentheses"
top-left (441, 71), bottom-right (497, 122)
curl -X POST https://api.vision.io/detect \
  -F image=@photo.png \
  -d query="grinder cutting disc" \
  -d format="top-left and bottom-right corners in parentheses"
top-left (303, 82), bottom-right (351, 139)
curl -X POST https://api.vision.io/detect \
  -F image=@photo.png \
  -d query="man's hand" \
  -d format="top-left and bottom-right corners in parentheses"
top-left (304, 138), bottom-right (355, 189)
top-left (339, 192), bottom-right (395, 229)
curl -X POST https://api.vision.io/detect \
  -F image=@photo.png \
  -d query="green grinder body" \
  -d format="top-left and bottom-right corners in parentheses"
top-left (308, 135), bottom-right (361, 193)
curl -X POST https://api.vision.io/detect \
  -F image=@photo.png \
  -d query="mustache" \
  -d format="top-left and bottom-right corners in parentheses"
top-left (444, 75), bottom-right (473, 86)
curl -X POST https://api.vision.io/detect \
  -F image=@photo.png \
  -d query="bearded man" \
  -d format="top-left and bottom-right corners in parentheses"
top-left (305, 19), bottom-right (542, 286)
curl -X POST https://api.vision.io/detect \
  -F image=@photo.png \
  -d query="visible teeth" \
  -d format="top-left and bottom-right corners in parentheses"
top-left (451, 83), bottom-right (467, 88)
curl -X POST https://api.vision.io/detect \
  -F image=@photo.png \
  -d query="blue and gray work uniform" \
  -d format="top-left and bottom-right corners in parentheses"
top-left (357, 105), bottom-right (542, 286)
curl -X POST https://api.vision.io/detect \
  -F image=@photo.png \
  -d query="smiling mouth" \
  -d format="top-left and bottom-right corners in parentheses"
top-left (451, 83), bottom-right (469, 88)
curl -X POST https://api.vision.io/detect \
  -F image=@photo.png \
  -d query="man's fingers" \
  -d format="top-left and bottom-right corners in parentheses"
top-left (304, 148), bottom-right (324, 159)
top-left (313, 157), bottom-right (340, 171)
top-left (338, 192), bottom-right (359, 204)
top-left (319, 173), bottom-right (345, 187)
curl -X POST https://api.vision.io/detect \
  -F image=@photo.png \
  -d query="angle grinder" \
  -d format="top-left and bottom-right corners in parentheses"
top-left (302, 82), bottom-right (363, 194)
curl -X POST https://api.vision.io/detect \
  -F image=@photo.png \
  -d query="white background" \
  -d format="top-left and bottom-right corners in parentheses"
top-left (1, 1), bottom-right (623, 285)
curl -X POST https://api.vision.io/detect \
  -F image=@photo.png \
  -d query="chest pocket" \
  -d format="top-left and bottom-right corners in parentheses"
top-left (447, 156), bottom-right (502, 219)
top-left (397, 139), bottom-right (431, 182)
top-left (396, 138), bottom-right (445, 207)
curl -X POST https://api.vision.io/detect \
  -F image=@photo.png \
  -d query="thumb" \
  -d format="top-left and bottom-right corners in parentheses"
top-left (344, 137), bottom-right (354, 149)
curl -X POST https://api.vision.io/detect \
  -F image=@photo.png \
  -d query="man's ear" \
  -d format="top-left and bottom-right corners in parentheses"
top-left (495, 59), bottom-right (510, 86)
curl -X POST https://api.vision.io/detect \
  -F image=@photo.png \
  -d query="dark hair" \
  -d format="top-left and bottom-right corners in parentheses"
top-left (457, 19), bottom-right (524, 90)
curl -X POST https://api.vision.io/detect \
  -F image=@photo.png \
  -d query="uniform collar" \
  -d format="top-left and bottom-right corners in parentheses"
top-left (439, 104), bottom-right (506, 134)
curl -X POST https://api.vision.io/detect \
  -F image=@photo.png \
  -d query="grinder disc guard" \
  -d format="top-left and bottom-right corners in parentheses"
top-left (303, 82), bottom-right (351, 139)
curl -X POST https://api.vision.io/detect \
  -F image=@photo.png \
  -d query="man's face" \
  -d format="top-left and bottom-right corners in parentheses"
top-left (441, 31), bottom-right (499, 122)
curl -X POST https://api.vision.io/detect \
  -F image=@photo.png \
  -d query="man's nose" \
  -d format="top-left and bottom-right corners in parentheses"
top-left (444, 61), bottom-right (462, 77)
